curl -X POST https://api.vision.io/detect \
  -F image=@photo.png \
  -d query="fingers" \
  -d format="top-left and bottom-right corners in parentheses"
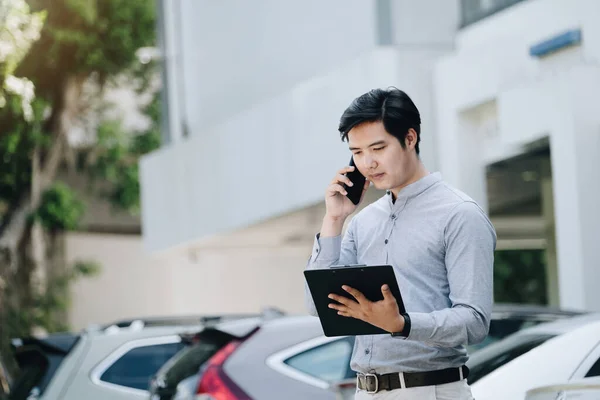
top-left (342, 285), bottom-right (366, 303)
top-left (337, 166), bottom-right (355, 176)
top-left (331, 166), bottom-right (355, 186)
top-left (332, 173), bottom-right (354, 187)
top-left (328, 303), bottom-right (352, 318)
top-left (381, 284), bottom-right (395, 302)
top-left (325, 166), bottom-right (360, 198)
top-left (326, 183), bottom-right (347, 197)
top-left (328, 293), bottom-right (356, 307)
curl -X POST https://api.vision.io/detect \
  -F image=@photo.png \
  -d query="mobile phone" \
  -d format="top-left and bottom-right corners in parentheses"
top-left (344, 157), bottom-right (366, 205)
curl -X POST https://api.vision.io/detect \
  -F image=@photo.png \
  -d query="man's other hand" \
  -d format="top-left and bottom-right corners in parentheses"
top-left (328, 284), bottom-right (404, 333)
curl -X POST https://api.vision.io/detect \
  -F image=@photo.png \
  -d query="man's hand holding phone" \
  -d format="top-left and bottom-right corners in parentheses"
top-left (321, 160), bottom-right (370, 237)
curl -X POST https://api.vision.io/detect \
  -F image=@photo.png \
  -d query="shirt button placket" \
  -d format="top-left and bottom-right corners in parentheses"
top-left (384, 213), bottom-right (396, 262)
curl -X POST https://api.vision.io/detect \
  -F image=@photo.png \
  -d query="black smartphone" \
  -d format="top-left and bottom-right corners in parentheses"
top-left (344, 157), bottom-right (366, 205)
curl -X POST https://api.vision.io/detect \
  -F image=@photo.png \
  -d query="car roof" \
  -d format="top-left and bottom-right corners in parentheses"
top-left (98, 312), bottom-right (267, 330)
top-left (513, 312), bottom-right (600, 336)
top-left (79, 312), bottom-right (284, 343)
top-left (257, 315), bottom-right (322, 331)
top-left (468, 312), bottom-right (600, 370)
top-left (12, 332), bottom-right (80, 355)
top-left (87, 323), bottom-right (205, 342)
top-left (491, 303), bottom-right (586, 318)
top-left (207, 313), bottom-right (309, 338)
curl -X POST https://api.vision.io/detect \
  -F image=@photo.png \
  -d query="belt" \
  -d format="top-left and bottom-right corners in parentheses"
top-left (357, 366), bottom-right (469, 394)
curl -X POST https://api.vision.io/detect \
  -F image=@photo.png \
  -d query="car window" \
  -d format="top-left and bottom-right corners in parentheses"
top-left (100, 342), bottom-right (185, 391)
top-left (284, 337), bottom-right (354, 382)
top-left (468, 336), bottom-right (553, 384)
top-left (586, 356), bottom-right (600, 377)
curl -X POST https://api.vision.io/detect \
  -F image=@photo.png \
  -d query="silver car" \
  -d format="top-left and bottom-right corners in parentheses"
top-left (8, 314), bottom-right (256, 400)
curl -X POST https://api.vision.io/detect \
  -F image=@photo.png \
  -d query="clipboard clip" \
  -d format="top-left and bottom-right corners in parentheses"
top-left (331, 264), bottom-right (367, 269)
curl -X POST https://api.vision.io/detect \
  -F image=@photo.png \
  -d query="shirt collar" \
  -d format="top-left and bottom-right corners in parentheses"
top-left (386, 172), bottom-right (442, 209)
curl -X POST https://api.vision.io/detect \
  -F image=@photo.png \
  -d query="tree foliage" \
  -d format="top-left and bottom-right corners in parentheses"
top-left (0, 0), bottom-right (45, 117)
top-left (0, 0), bottom-right (160, 342)
top-left (494, 249), bottom-right (548, 305)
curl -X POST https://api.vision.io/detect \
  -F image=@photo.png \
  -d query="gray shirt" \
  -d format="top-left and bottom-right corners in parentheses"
top-left (304, 172), bottom-right (496, 374)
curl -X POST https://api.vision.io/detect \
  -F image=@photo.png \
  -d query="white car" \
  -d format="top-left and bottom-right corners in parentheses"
top-left (471, 319), bottom-right (600, 400)
top-left (525, 377), bottom-right (600, 400)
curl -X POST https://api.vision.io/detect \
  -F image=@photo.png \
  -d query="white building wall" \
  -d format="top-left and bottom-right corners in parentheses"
top-left (434, 0), bottom-right (600, 310)
top-left (66, 230), bottom-right (316, 330)
top-left (141, 46), bottom-right (453, 252)
top-left (142, 0), bottom-right (461, 252)
top-left (161, 0), bottom-right (378, 143)
top-left (66, 232), bottom-right (174, 330)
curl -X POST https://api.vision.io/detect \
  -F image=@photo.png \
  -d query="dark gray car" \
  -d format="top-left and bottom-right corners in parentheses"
top-left (150, 316), bottom-right (348, 400)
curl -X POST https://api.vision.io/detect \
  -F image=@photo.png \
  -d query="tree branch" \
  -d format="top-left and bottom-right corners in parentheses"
top-left (0, 74), bottom-right (84, 271)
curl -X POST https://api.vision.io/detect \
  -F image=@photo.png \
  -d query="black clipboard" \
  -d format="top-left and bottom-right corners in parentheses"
top-left (304, 265), bottom-right (406, 337)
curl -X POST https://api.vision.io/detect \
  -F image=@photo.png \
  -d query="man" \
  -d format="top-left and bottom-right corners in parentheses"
top-left (305, 88), bottom-right (496, 399)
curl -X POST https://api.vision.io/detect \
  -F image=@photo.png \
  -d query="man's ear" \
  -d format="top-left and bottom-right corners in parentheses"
top-left (405, 128), bottom-right (418, 150)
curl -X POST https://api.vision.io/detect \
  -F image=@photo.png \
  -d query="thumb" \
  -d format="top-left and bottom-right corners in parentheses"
top-left (381, 284), bottom-right (394, 301)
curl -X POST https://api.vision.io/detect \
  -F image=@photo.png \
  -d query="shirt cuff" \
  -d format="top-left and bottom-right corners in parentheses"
top-left (311, 233), bottom-right (342, 263)
top-left (405, 312), bottom-right (434, 342)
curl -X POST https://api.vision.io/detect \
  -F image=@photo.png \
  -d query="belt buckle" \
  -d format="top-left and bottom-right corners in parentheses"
top-left (363, 373), bottom-right (379, 394)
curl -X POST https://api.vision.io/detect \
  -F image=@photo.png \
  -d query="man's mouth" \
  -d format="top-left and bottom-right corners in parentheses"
top-left (370, 173), bottom-right (385, 181)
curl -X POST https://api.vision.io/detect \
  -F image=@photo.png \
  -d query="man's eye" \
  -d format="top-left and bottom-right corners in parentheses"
top-left (353, 151), bottom-right (362, 156)
top-left (373, 147), bottom-right (385, 151)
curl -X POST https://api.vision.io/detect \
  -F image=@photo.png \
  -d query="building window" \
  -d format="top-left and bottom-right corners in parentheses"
top-left (460, 0), bottom-right (527, 28)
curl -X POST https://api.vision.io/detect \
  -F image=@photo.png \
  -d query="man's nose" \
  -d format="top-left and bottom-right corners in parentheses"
top-left (364, 156), bottom-right (377, 170)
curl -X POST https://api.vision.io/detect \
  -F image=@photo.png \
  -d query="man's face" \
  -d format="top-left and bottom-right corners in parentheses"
top-left (347, 121), bottom-right (418, 193)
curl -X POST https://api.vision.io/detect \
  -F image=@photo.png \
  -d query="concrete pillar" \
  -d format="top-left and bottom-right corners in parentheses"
top-left (549, 67), bottom-right (600, 311)
top-left (435, 105), bottom-right (489, 212)
top-left (161, 0), bottom-right (185, 143)
top-left (540, 159), bottom-right (559, 307)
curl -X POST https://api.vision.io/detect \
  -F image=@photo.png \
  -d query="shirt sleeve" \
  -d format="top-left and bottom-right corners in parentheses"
top-left (304, 218), bottom-right (358, 316)
top-left (407, 201), bottom-right (496, 347)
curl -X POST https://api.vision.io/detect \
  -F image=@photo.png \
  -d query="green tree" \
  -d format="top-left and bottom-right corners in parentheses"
top-left (0, 0), bottom-right (159, 345)
top-left (494, 249), bottom-right (548, 305)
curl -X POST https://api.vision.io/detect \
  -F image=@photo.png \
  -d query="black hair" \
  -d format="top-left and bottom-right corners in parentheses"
top-left (338, 87), bottom-right (421, 154)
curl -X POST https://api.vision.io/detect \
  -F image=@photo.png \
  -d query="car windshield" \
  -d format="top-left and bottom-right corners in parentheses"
top-left (467, 316), bottom-right (562, 353)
